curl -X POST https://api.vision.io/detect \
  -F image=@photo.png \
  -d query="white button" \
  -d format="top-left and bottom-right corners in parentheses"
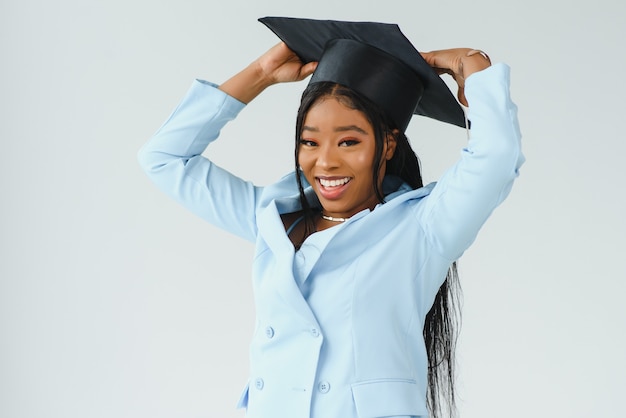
top-left (318, 381), bottom-right (330, 393)
top-left (255, 378), bottom-right (264, 390)
top-left (265, 326), bottom-right (274, 339)
top-left (310, 327), bottom-right (320, 338)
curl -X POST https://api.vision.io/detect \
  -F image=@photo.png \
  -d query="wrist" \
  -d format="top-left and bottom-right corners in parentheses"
top-left (250, 60), bottom-right (276, 90)
top-left (461, 50), bottom-right (491, 79)
top-left (219, 62), bottom-right (273, 104)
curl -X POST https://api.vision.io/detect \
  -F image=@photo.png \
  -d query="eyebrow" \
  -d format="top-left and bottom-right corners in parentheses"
top-left (301, 125), bottom-right (369, 135)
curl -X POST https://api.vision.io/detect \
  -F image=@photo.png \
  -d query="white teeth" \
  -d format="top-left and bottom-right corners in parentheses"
top-left (320, 177), bottom-right (350, 187)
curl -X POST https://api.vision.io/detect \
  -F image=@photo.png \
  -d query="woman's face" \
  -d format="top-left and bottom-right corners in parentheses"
top-left (298, 97), bottom-right (396, 219)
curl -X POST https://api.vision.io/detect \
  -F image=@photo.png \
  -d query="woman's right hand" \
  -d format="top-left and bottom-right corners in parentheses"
top-left (255, 42), bottom-right (318, 84)
top-left (219, 42), bottom-right (317, 104)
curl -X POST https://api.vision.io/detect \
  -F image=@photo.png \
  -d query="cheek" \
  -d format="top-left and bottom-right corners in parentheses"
top-left (355, 154), bottom-right (372, 168)
top-left (297, 153), bottom-right (313, 177)
top-left (353, 150), bottom-right (377, 174)
top-left (297, 152), bottom-right (304, 169)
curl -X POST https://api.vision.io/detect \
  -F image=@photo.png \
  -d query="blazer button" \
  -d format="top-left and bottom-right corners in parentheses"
top-left (255, 378), bottom-right (264, 390)
top-left (310, 327), bottom-right (320, 338)
top-left (265, 326), bottom-right (275, 339)
top-left (318, 381), bottom-right (330, 394)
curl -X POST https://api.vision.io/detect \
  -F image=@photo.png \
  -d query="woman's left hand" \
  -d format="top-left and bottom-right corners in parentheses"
top-left (420, 48), bottom-right (491, 106)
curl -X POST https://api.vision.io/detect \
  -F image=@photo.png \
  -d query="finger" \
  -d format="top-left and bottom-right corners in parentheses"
top-left (420, 51), bottom-right (436, 67)
top-left (432, 66), bottom-right (453, 76)
top-left (422, 52), bottom-right (452, 77)
top-left (420, 50), bottom-right (451, 68)
top-left (298, 61), bottom-right (318, 80)
top-left (421, 49), bottom-right (465, 76)
top-left (457, 88), bottom-right (468, 107)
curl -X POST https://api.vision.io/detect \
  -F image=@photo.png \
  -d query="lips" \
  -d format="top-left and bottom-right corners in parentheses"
top-left (316, 176), bottom-right (351, 200)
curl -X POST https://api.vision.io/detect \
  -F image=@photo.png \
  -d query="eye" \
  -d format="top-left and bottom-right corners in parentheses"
top-left (299, 139), bottom-right (317, 147)
top-left (339, 139), bottom-right (360, 147)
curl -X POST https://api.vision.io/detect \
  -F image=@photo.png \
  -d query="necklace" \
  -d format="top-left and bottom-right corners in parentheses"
top-left (321, 213), bottom-right (349, 223)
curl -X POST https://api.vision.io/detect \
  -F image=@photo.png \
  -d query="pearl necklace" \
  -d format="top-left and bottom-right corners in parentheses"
top-left (321, 213), bottom-right (349, 223)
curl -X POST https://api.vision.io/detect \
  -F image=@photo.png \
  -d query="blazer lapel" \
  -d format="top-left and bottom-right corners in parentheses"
top-left (306, 183), bottom-right (435, 277)
top-left (257, 199), bottom-right (319, 326)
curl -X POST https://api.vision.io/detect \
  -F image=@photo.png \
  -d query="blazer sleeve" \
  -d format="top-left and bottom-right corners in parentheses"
top-left (137, 80), bottom-right (262, 242)
top-left (418, 63), bottom-right (525, 261)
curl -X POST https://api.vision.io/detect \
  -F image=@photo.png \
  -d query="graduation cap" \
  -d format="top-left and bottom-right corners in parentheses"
top-left (259, 16), bottom-right (466, 131)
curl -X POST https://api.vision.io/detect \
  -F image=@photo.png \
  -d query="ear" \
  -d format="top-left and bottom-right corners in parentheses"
top-left (384, 130), bottom-right (398, 161)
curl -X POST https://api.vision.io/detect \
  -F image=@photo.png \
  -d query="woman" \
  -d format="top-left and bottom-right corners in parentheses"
top-left (138, 17), bottom-right (523, 418)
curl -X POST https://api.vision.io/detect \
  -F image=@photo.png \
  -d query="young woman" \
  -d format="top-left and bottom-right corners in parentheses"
top-left (139, 18), bottom-right (523, 418)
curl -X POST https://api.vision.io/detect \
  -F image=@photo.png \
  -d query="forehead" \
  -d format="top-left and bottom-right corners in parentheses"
top-left (304, 97), bottom-right (371, 128)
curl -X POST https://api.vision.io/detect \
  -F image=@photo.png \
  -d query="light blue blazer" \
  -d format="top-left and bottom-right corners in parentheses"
top-left (138, 63), bottom-right (524, 418)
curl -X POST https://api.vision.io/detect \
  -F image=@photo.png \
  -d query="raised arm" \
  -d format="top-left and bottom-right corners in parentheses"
top-left (219, 42), bottom-right (318, 103)
top-left (417, 49), bottom-right (524, 261)
top-left (137, 43), bottom-right (316, 241)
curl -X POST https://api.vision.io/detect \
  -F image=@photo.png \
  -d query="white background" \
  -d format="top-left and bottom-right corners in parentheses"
top-left (2, 0), bottom-right (625, 417)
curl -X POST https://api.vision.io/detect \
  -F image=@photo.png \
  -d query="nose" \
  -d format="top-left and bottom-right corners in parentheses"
top-left (316, 143), bottom-right (340, 169)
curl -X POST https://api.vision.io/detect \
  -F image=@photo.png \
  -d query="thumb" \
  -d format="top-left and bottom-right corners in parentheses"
top-left (420, 51), bottom-right (435, 67)
top-left (300, 61), bottom-right (318, 79)
top-left (420, 51), bottom-right (452, 76)
top-left (457, 87), bottom-right (468, 107)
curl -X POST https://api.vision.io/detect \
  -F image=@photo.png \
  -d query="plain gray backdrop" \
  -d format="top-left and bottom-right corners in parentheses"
top-left (2, 0), bottom-right (625, 417)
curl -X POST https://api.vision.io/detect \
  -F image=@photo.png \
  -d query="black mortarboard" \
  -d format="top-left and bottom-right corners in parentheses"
top-left (259, 16), bottom-right (466, 131)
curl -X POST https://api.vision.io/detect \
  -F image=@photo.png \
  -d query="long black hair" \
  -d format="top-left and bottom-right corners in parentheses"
top-left (294, 82), bottom-right (462, 418)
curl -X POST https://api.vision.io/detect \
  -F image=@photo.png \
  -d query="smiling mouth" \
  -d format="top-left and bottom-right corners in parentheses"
top-left (318, 177), bottom-right (351, 188)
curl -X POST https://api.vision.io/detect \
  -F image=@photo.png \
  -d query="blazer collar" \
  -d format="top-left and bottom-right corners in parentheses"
top-left (307, 183), bottom-right (435, 276)
top-left (255, 175), bottom-right (434, 324)
top-left (256, 199), bottom-right (321, 325)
